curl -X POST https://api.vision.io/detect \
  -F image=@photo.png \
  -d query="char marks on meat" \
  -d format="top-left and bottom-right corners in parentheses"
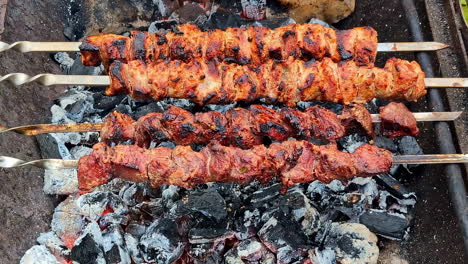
top-left (80, 24), bottom-right (378, 67)
top-left (106, 57), bottom-right (426, 105)
top-left (100, 105), bottom-right (368, 149)
top-left (77, 141), bottom-right (393, 191)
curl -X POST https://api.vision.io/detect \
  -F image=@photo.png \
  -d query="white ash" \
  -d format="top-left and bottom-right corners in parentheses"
top-left (101, 225), bottom-right (132, 263)
top-left (308, 248), bottom-right (337, 264)
top-left (43, 169), bottom-right (79, 195)
top-left (70, 145), bottom-right (93, 159)
top-left (37, 232), bottom-right (70, 259)
top-left (51, 196), bottom-right (85, 244)
top-left (124, 233), bottom-right (145, 263)
top-left (76, 192), bottom-right (127, 221)
top-left (20, 245), bottom-right (61, 264)
top-left (324, 223), bottom-right (379, 264)
top-left (54, 52), bottom-right (75, 72)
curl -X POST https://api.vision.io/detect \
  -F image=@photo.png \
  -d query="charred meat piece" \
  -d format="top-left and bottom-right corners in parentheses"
top-left (101, 105), bottom-right (351, 148)
top-left (107, 57), bottom-right (426, 105)
top-left (77, 141), bottom-right (393, 191)
top-left (80, 24), bottom-right (377, 67)
top-left (340, 104), bottom-right (375, 138)
top-left (379, 102), bottom-right (419, 137)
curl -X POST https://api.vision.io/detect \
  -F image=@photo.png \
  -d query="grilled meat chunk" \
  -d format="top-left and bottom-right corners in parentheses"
top-left (340, 104), bottom-right (375, 138)
top-left (77, 141), bottom-right (393, 191)
top-left (80, 24), bottom-right (377, 67)
top-left (107, 57), bottom-right (426, 105)
top-left (379, 102), bottom-right (419, 137)
top-left (101, 105), bottom-right (352, 148)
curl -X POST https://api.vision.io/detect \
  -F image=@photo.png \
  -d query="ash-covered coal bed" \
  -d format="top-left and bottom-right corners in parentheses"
top-left (21, 4), bottom-right (423, 264)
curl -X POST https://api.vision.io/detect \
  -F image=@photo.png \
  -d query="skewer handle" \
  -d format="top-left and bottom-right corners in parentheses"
top-left (0, 41), bottom-right (81, 52)
top-left (0, 156), bottom-right (78, 169)
top-left (0, 73), bottom-right (110, 86)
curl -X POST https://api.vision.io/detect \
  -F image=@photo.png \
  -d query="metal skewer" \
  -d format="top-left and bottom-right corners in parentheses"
top-left (0, 154), bottom-right (466, 170)
top-left (0, 111), bottom-right (461, 136)
top-left (0, 41), bottom-right (449, 53)
top-left (1, 73), bottom-right (468, 88)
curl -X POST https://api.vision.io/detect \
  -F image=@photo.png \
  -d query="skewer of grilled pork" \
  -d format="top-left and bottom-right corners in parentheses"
top-left (106, 57), bottom-right (426, 105)
top-left (3, 104), bottom-right (459, 148)
top-left (80, 24), bottom-right (379, 67)
top-left (100, 103), bottom-right (419, 148)
top-left (78, 140), bottom-right (393, 191)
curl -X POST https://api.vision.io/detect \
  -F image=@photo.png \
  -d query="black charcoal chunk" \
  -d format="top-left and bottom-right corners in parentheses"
top-left (279, 189), bottom-right (321, 236)
top-left (65, 99), bottom-right (88, 122)
top-left (258, 213), bottom-right (310, 255)
top-left (69, 56), bottom-right (101, 75)
top-left (248, 183), bottom-right (281, 208)
top-left (375, 174), bottom-right (416, 199)
top-left (203, 103), bottom-right (237, 113)
top-left (132, 102), bottom-right (165, 119)
top-left (358, 209), bottom-right (409, 240)
top-left (296, 101), bottom-right (343, 114)
top-left (189, 222), bottom-right (234, 244)
top-left (398, 136), bottom-right (423, 155)
top-left (397, 136), bottom-right (424, 172)
top-left (70, 233), bottom-right (102, 264)
top-left (93, 93), bottom-right (126, 113)
top-left (102, 225), bottom-right (131, 264)
top-left (148, 19), bottom-right (179, 33)
top-left (204, 8), bottom-right (244, 29)
top-left (176, 189), bottom-right (227, 222)
top-left (139, 218), bottom-right (186, 264)
top-left (125, 222), bottom-right (147, 238)
top-left (374, 136), bottom-right (398, 153)
top-left (136, 200), bottom-right (165, 218)
top-left (36, 134), bottom-right (62, 159)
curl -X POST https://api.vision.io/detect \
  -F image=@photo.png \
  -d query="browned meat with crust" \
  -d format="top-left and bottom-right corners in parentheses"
top-left (340, 104), bottom-right (375, 138)
top-left (379, 102), bottom-right (419, 137)
top-left (80, 24), bottom-right (377, 67)
top-left (77, 140), bottom-right (393, 191)
top-left (101, 105), bottom-right (349, 149)
top-left (107, 57), bottom-right (426, 105)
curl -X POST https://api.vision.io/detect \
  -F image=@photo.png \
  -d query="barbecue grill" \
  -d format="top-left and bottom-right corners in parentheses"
top-left (0, 0), bottom-right (467, 263)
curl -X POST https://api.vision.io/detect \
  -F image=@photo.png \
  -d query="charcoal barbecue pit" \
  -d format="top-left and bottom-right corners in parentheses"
top-left (0, 0), bottom-right (467, 263)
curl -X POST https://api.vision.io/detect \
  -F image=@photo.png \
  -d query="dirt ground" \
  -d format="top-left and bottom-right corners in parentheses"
top-left (0, 0), bottom-right (466, 263)
top-left (0, 1), bottom-right (66, 263)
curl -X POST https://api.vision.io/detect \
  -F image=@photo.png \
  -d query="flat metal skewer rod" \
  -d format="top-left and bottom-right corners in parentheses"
top-left (0, 41), bottom-right (449, 53)
top-left (1, 73), bottom-right (468, 88)
top-left (0, 112), bottom-right (461, 136)
top-left (0, 154), bottom-right (466, 170)
top-left (377, 42), bottom-right (449, 52)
